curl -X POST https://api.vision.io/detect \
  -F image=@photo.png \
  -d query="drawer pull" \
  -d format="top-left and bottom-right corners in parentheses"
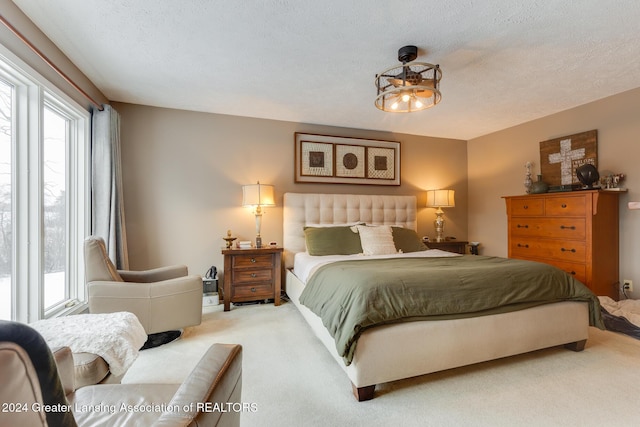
top-left (569, 271), bottom-right (576, 275)
top-left (250, 273), bottom-right (257, 278)
top-left (250, 258), bottom-right (256, 263)
top-left (517, 243), bottom-right (529, 248)
top-left (560, 225), bottom-right (576, 230)
top-left (523, 205), bottom-right (528, 209)
top-left (251, 287), bottom-right (256, 293)
top-left (560, 248), bottom-right (576, 253)
top-left (516, 224), bottom-right (529, 229)
top-left (561, 203), bottom-right (567, 208)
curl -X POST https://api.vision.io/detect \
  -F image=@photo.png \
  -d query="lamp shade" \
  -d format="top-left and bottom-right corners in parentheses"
top-left (242, 182), bottom-right (275, 207)
top-left (426, 189), bottom-right (455, 208)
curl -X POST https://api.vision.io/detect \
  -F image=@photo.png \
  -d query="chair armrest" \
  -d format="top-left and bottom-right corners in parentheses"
top-left (88, 275), bottom-right (203, 298)
top-left (153, 344), bottom-right (243, 427)
top-left (118, 265), bottom-right (189, 282)
top-left (52, 346), bottom-right (76, 395)
top-left (88, 280), bottom-right (152, 299)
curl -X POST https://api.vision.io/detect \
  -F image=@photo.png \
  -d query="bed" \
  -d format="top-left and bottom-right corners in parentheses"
top-left (283, 193), bottom-right (601, 401)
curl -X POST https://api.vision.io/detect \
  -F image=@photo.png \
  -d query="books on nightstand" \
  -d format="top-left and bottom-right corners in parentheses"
top-left (237, 241), bottom-right (252, 249)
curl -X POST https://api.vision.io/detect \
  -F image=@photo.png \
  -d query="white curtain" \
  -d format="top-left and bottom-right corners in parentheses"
top-left (91, 104), bottom-right (129, 269)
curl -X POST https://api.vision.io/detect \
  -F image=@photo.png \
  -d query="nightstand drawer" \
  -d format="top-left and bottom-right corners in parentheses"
top-left (232, 254), bottom-right (274, 269)
top-left (232, 283), bottom-right (273, 299)
top-left (233, 268), bottom-right (273, 284)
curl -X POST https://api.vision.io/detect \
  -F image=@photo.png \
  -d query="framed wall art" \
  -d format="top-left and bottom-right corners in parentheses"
top-left (539, 129), bottom-right (597, 190)
top-left (294, 133), bottom-right (400, 185)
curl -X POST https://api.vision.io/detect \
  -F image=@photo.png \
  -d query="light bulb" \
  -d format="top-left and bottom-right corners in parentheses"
top-left (415, 99), bottom-right (423, 108)
top-left (402, 94), bottom-right (410, 102)
top-left (391, 102), bottom-right (399, 110)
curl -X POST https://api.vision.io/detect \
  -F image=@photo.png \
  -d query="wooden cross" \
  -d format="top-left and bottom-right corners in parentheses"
top-left (548, 138), bottom-right (585, 185)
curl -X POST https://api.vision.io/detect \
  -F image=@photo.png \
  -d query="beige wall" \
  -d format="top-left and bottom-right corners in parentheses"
top-left (468, 87), bottom-right (640, 298)
top-left (113, 102), bottom-right (467, 278)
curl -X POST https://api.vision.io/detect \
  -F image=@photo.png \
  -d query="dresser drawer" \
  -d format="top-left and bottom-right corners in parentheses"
top-left (538, 259), bottom-right (587, 284)
top-left (232, 283), bottom-right (274, 299)
top-left (510, 239), bottom-right (586, 263)
top-left (510, 218), bottom-right (586, 240)
top-left (232, 254), bottom-right (274, 269)
top-left (232, 268), bottom-right (273, 284)
top-left (509, 198), bottom-right (544, 216)
top-left (545, 196), bottom-right (586, 216)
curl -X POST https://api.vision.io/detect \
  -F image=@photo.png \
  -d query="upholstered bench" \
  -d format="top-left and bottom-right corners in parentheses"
top-left (31, 311), bottom-right (147, 387)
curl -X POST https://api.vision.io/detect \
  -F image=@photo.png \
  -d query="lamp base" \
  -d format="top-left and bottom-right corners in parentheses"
top-left (434, 209), bottom-right (445, 243)
top-left (255, 236), bottom-right (262, 248)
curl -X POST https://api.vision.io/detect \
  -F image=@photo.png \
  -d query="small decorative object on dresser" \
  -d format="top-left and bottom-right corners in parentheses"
top-left (602, 173), bottom-right (626, 190)
top-left (576, 164), bottom-right (599, 188)
top-left (504, 190), bottom-right (622, 299)
top-left (524, 161), bottom-right (533, 193)
top-left (529, 174), bottom-right (549, 194)
top-left (222, 229), bottom-right (237, 249)
top-left (221, 246), bottom-right (283, 311)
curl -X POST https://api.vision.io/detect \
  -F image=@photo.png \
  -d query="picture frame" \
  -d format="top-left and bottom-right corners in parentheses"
top-left (539, 130), bottom-right (597, 189)
top-left (294, 133), bottom-right (400, 185)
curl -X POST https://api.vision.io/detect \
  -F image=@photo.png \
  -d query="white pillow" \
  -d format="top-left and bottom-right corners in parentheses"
top-left (355, 225), bottom-right (398, 255)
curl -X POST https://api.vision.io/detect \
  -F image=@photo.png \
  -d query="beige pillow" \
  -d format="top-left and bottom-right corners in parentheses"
top-left (355, 225), bottom-right (398, 255)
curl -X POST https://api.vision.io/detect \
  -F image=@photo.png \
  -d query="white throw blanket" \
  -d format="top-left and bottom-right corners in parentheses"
top-left (599, 296), bottom-right (640, 328)
top-left (31, 312), bottom-right (147, 376)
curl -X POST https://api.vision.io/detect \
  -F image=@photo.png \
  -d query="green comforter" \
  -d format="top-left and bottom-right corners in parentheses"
top-left (298, 255), bottom-right (604, 365)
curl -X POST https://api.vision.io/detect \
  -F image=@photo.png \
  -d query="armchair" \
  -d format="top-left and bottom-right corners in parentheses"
top-left (85, 236), bottom-right (203, 334)
top-left (0, 321), bottom-right (243, 427)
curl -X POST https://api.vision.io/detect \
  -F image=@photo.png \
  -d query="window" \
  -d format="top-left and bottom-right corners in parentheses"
top-left (0, 78), bottom-right (12, 320)
top-left (0, 46), bottom-right (89, 322)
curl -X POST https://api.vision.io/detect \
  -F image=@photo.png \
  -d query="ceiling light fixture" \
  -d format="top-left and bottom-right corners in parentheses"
top-left (375, 45), bottom-right (442, 113)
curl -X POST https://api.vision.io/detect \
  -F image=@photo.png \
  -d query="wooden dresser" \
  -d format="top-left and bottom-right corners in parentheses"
top-left (504, 190), bottom-right (621, 299)
top-left (221, 247), bottom-right (283, 311)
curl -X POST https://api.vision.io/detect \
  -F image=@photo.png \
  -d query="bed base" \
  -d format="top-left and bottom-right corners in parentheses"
top-left (351, 339), bottom-right (587, 401)
top-left (286, 269), bottom-right (590, 401)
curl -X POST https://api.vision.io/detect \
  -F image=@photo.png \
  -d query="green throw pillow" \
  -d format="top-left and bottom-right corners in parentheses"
top-left (304, 226), bottom-right (363, 256)
top-left (391, 227), bottom-right (428, 252)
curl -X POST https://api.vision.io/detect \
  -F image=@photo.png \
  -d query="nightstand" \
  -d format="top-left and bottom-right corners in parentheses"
top-left (427, 240), bottom-right (469, 254)
top-left (221, 247), bottom-right (283, 311)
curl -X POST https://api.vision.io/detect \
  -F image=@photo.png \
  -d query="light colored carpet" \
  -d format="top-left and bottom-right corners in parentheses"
top-left (123, 302), bottom-right (640, 427)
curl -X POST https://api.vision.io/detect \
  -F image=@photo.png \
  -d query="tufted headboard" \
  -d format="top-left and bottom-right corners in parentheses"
top-left (282, 193), bottom-right (417, 268)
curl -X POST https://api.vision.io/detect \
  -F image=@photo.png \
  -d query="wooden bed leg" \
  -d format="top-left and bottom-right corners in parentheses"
top-left (352, 383), bottom-right (376, 401)
top-left (564, 339), bottom-right (587, 352)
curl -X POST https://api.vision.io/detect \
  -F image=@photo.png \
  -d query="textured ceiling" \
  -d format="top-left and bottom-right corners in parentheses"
top-left (11, 0), bottom-right (640, 140)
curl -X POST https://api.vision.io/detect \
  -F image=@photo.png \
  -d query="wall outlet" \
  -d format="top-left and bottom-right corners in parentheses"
top-left (623, 280), bottom-right (633, 292)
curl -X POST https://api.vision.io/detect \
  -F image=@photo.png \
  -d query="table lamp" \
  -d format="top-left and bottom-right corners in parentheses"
top-left (242, 181), bottom-right (275, 248)
top-left (425, 189), bottom-right (455, 242)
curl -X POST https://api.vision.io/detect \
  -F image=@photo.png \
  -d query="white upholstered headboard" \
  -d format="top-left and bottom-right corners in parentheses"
top-left (282, 193), bottom-right (417, 268)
